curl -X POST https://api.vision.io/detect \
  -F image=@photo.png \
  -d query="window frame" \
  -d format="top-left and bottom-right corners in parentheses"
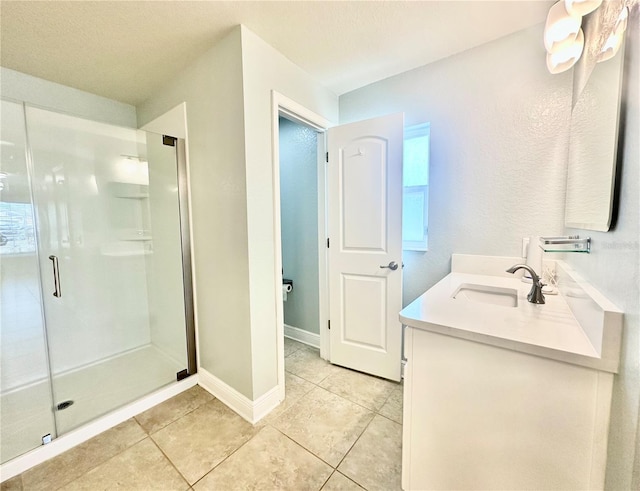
top-left (402, 122), bottom-right (430, 252)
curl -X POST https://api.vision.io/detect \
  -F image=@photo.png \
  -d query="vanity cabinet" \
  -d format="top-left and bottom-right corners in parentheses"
top-left (400, 255), bottom-right (622, 491)
top-left (402, 327), bottom-right (613, 490)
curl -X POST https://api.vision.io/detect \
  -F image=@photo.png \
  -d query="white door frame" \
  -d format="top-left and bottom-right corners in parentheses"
top-left (271, 91), bottom-right (332, 402)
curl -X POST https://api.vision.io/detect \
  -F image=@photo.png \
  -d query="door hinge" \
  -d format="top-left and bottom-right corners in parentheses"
top-left (162, 135), bottom-right (177, 147)
top-left (326, 152), bottom-right (329, 163)
top-left (326, 238), bottom-right (330, 248)
top-left (328, 320), bottom-right (331, 330)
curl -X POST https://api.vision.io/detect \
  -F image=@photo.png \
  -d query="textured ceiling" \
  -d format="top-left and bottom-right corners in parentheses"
top-left (0, 1), bottom-right (554, 106)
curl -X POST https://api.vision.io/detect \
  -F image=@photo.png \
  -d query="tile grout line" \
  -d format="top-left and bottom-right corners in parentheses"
top-left (199, 358), bottom-right (396, 489)
top-left (285, 349), bottom-right (401, 415)
top-left (329, 470), bottom-right (367, 491)
top-left (16, 345), bottom-right (398, 490)
top-left (288, 352), bottom-right (401, 490)
top-left (266, 424), bottom-right (341, 475)
top-left (135, 390), bottom-right (214, 436)
top-left (318, 469), bottom-right (337, 491)
top-left (266, 381), bottom-right (377, 488)
top-left (330, 411), bottom-right (377, 490)
top-left (19, 389), bottom-right (212, 488)
top-left (50, 429), bottom-right (149, 491)
top-left (285, 357), bottom-right (403, 425)
top-left (315, 379), bottom-right (397, 416)
top-left (378, 382), bottom-right (399, 408)
top-left (147, 436), bottom-right (191, 489)
top-left (188, 420), bottom-right (263, 488)
top-left (61, 389), bottom-right (212, 489)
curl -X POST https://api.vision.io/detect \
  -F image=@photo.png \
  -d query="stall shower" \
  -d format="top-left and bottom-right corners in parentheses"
top-left (0, 100), bottom-right (196, 465)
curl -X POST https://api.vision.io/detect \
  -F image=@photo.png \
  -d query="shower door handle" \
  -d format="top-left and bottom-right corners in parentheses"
top-left (49, 255), bottom-right (61, 297)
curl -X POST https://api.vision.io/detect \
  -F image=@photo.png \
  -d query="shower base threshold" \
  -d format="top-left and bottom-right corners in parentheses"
top-left (1, 346), bottom-right (193, 476)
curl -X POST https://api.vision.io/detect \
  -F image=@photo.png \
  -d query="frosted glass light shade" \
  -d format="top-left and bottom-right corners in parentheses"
top-left (598, 13), bottom-right (627, 63)
top-left (547, 28), bottom-right (585, 73)
top-left (615, 6), bottom-right (629, 32)
top-left (565, 0), bottom-right (603, 16)
top-left (544, 1), bottom-right (582, 53)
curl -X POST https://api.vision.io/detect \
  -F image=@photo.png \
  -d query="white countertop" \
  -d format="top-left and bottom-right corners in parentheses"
top-left (400, 271), bottom-right (612, 370)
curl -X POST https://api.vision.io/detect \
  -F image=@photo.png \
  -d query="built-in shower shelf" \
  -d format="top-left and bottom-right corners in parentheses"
top-left (118, 229), bottom-right (152, 241)
top-left (101, 241), bottom-right (152, 256)
top-left (102, 250), bottom-right (153, 257)
top-left (108, 181), bottom-right (149, 199)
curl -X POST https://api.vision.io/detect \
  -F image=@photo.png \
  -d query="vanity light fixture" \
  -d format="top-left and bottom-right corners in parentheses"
top-left (544, 1), bottom-right (629, 73)
top-left (547, 28), bottom-right (585, 74)
top-left (598, 7), bottom-right (629, 62)
top-left (565, 0), bottom-right (603, 16)
top-left (544, 0), bottom-right (582, 53)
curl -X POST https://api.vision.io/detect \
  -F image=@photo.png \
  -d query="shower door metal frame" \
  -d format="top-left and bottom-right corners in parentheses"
top-left (174, 137), bottom-right (197, 376)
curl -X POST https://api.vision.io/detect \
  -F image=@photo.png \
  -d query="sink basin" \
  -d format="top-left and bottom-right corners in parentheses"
top-left (452, 283), bottom-right (518, 307)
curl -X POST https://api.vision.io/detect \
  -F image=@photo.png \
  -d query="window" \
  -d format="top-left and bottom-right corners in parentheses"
top-left (0, 202), bottom-right (36, 255)
top-left (403, 123), bottom-right (430, 251)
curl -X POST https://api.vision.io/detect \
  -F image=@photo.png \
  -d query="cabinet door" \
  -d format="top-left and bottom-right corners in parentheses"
top-left (403, 328), bottom-right (612, 490)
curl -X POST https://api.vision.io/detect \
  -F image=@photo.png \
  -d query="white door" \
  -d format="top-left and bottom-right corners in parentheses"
top-left (327, 113), bottom-right (403, 381)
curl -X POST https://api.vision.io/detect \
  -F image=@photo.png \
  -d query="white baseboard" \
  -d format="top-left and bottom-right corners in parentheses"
top-left (0, 376), bottom-right (198, 482)
top-left (284, 324), bottom-right (320, 349)
top-left (197, 368), bottom-right (282, 425)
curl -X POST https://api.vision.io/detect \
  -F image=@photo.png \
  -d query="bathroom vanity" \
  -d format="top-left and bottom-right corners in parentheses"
top-left (400, 255), bottom-right (622, 490)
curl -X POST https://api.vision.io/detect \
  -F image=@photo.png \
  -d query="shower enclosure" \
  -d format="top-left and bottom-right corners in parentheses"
top-left (0, 99), bottom-right (196, 465)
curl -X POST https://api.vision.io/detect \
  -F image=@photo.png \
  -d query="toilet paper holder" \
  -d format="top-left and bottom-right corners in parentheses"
top-left (282, 278), bottom-right (293, 301)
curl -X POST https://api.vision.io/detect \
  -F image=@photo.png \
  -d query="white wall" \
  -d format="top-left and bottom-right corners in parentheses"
top-left (1, 67), bottom-right (136, 127)
top-left (566, 12), bottom-right (640, 490)
top-left (340, 15), bottom-right (638, 488)
top-left (239, 26), bottom-right (338, 398)
top-left (279, 117), bottom-right (320, 335)
top-left (137, 28), bottom-right (255, 398)
top-left (138, 25), bottom-right (338, 401)
top-left (339, 25), bottom-right (573, 305)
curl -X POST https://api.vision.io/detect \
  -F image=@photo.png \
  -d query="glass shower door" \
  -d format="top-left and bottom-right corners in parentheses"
top-left (25, 106), bottom-right (189, 434)
top-left (0, 100), bottom-right (56, 464)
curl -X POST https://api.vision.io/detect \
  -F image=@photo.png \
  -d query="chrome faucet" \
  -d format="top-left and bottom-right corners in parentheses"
top-left (506, 264), bottom-right (546, 304)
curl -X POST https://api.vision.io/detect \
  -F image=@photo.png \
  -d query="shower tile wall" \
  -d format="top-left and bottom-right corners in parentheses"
top-left (25, 106), bottom-right (153, 376)
top-left (1, 256), bottom-right (48, 390)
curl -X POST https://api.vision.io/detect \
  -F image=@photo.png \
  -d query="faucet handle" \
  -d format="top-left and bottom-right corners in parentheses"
top-left (507, 264), bottom-right (546, 304)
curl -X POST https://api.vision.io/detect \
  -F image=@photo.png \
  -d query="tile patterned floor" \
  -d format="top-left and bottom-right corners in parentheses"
top-left (2, 338), bottom-right (403, 490)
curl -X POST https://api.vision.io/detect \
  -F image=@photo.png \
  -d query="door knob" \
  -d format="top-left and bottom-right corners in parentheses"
top-left (380, 261), bottom-right (399, 271)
